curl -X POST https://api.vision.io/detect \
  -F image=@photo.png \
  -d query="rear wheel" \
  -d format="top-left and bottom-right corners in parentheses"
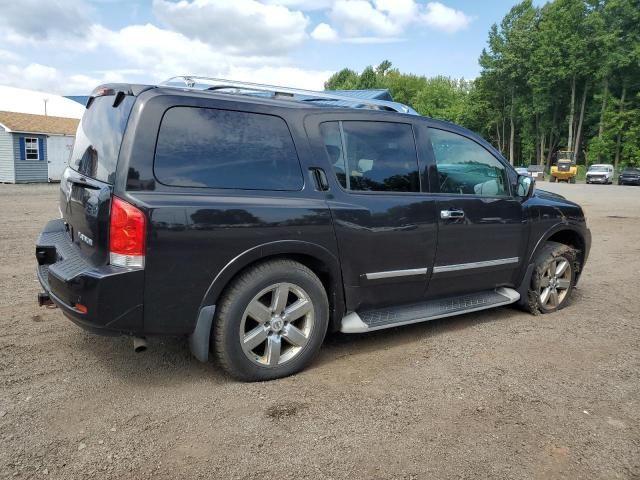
top-left (570, 176), bottom-right (576, 184)
top-left (524, 241), bottom-right (577, 314)
top-left (550, 176), bottom-right (557, 183)
top-left (213, 259), bottom-right (329, 381)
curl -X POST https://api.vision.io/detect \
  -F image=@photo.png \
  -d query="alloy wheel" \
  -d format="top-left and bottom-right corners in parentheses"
top-left (239, 283), bottom-right (315, 367)
top-left (538, 258), bottom-right (572, 309)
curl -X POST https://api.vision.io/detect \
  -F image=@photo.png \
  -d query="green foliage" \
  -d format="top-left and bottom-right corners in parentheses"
top-left (325, 0), bottom-right (640, 167)
top-left (326, 62), bottom-right (473, 124)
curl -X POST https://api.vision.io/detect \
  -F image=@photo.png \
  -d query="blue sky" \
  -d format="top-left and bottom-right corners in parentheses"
top-left (0, 0), bottom-right (545, 95)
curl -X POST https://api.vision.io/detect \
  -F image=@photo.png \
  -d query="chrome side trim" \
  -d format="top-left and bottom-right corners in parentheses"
top-left (365, 267), bottom-right (428, 280)
top-left (433, 257), bottom-right (519, 274)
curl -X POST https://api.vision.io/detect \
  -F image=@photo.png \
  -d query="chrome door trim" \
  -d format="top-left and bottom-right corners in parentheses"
top-left (433, 257), bottom-right (519, 274)
top-left (364, 267), bottom-right (428, 280)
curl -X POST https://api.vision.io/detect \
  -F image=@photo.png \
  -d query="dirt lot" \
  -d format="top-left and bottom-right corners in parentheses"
top-left (0, 182), bottom-right (639, 479)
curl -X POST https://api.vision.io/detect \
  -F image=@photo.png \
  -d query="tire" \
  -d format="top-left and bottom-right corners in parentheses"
top-left (523, 241), bottom-right (578, 314)
top-left (213, 259), bottom-right (329, 381)
top-left (570, 177), bottom-right (576, 184)
top-left (550, 176), bottom-right (557, 183)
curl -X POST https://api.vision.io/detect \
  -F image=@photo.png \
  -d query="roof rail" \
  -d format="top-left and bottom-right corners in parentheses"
top-left (160, 76), bottom-right (419, 116)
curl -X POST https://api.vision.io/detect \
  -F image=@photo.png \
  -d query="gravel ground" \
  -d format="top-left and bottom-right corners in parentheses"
top-left (0, 182), bottom-right (639, 479)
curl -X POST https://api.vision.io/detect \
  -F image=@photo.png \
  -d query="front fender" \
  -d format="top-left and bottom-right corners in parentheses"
top-left (527, 222), bottom-right (590, 266)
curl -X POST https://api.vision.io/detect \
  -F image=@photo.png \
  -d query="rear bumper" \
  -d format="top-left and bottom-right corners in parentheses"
top-left (36, 219), bottom-right (144, 336)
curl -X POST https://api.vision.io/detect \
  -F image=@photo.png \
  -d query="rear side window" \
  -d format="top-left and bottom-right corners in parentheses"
top-left (154, 107), bottom-right (303, 190)
top-left (320, 121), bottom-right (419, 193)
top-left (69, 95), bottom-right (135, 184)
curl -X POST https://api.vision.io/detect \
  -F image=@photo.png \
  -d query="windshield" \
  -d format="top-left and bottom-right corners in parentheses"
top-left (69, 95), bottom-right (135, 184)
top-left (623, 168), bottom-right (640, 173)
top-left (589, 166), bottom-right (609, 172)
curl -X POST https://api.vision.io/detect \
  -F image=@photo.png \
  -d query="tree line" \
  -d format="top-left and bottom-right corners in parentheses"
top-left (324, 0), bottom-right (639, 169)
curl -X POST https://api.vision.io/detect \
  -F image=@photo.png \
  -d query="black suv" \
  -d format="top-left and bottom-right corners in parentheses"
top-left (35, 78), bottom-right (591, 381)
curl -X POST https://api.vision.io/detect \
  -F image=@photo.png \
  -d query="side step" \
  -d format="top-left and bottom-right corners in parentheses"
top-left (340, 288), bottom-right (520, 333)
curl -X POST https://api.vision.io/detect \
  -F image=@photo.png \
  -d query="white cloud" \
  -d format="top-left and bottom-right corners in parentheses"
top-left (421, 2), bottom-right (472, 33)
top-left (331, 0), bottom-right (399, 36)
top-left (0, 49), bottom-right (20, 62)
top-left (152, 0), bottom-right (309, 56)
top-left (226, 66), bottom-right (334, 90)
top-left (0, 62), bottom-right (106, 94)
top-left (264, 0), bottom-right (335, 9)
top-left (0, 0), bottom-right (345, 95)
top-left (311, 23), bottom-right (339, 41)
top-left (344, 36), bottom-right (403, 44)
top-left (91, 23), bottom-right (288, 81)
top-left (93, 23), bottom-right (332, 89)
top-left (0, 0), bottom-right (92, 44)
top-left (326, 0), bottom-right (471, 41)
top-left (374, 0), bottom-right (418, 25)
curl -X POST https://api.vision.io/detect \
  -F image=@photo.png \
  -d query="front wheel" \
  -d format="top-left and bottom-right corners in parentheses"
top-left (213, 259), bottom-right (329, 381)
top-left (524, 241), bottom-right (578, 314)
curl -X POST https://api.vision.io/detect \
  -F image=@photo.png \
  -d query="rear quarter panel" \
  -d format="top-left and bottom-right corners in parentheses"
top-left (115, 91), bottom-right (340, 335)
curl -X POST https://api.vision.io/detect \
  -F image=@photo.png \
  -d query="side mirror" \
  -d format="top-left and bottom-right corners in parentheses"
top-left (516, 174), bottom-right (535, 199)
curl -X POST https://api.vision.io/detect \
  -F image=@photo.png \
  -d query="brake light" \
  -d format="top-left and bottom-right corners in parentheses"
top-left (109, 196), bottom-right (146, 268)
top-left (94, 87), bottom-right (115, 97)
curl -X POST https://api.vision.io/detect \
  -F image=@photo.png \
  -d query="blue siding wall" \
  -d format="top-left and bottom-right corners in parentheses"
top-left (12, 133), bottom-right (48, 183)
top-left (0, 129), bottom-right (14, 182)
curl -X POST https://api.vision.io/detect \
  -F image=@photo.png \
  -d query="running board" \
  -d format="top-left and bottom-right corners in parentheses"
top-left (340, 288), bottom-right (520, 333)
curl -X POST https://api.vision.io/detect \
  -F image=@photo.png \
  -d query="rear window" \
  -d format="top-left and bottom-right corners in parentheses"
top-left (154, 107), bottom-right (303, 190)
top-left (69, 95), bottom-right (135, 184)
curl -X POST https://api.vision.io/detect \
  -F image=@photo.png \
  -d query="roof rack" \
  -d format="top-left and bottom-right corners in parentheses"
top-left (160, 76), bottom-right (419, 116)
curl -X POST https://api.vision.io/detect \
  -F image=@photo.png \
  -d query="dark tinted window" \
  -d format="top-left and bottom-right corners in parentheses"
top-left (430, 128), bottom-right (509, 196)
top-left (69, 95), bottom-right (135, 184)
top-left (154, 107), bottom-right (303, 190)
top-left (320, 121), bottom-right (419, 192)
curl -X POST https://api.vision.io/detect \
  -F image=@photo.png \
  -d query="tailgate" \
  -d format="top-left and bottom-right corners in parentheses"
top-left (59, 169), bottom-right (112, 265)
top-left (60, 90), bottom-right (136, 265)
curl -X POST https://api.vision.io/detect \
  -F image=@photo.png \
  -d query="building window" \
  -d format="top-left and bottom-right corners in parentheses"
top-left (25, 137), bottom-right (39, 160)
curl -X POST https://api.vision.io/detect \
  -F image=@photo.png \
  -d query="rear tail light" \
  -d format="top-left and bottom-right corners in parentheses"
top-left (109, 196), bottom-right (146, 268)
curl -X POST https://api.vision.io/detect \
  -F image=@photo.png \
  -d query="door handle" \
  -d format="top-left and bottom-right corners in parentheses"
top-left (309, 167), bottom-right (329, 191)
top-left (441, 209), bottom-right (465, 219)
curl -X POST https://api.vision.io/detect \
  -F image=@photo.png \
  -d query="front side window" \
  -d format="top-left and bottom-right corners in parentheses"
top-left (430, 129), bottom-right (509, 196)
top-left (155, 107), bottom-right (303, 191)
top-left (320, 121), bottom-right (419, 193)
top-left (25, 137), bottom-right (39, 160)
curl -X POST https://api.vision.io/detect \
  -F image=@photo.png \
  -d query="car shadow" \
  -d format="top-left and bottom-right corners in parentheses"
top-left (313, 305), bottom-right (524, 368)
top-left (70, 305), bottom-right (526, 385)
